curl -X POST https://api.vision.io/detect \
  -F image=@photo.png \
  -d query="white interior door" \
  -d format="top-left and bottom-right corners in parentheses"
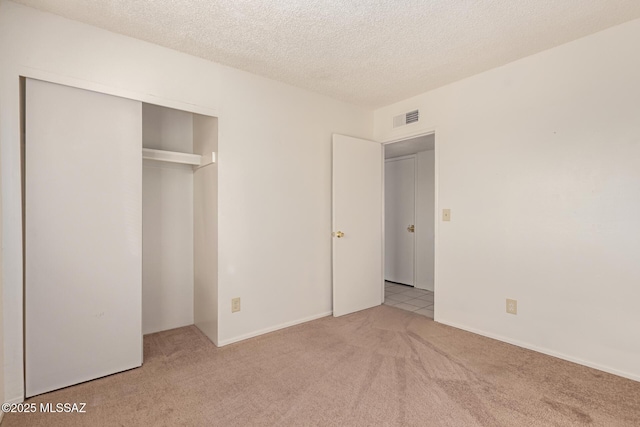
top-left (385, 157), bottom-right (415, 285)
top-left (332, 134), bottom-right (383, 317)
top-left (25, 79), bottom-right (143, 397)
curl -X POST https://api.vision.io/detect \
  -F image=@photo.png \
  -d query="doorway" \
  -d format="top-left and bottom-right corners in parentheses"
top-left (382, 134), bottom-right (435, 318)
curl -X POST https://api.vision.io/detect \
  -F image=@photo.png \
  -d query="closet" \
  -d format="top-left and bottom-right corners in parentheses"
top-left (24, 78), bottom-right (217, 397)
top-left (141, 103), bottom-right (218, 340)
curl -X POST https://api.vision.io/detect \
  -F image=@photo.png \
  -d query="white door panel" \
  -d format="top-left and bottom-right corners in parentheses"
top-left (332, 134), bottom-right (383, 317)
top-left (385, 157), bottom-right (415, 286)
top-left (25, 79), bottom-right (142, 397)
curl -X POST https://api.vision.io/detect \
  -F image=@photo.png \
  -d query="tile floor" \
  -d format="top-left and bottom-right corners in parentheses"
top-left (384, 281), bottom-right (434, 318)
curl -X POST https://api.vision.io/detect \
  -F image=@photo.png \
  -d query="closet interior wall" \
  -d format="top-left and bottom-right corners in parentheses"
top-left (142, 104), bottom-right (194, 334)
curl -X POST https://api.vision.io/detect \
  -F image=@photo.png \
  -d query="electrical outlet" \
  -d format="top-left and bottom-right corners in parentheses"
top-left (506, 298), bottom-right (517, 315)
top-left (232, 297), bottom-right (241, 313)
top-left (442, 209), bottom-right (451, 222)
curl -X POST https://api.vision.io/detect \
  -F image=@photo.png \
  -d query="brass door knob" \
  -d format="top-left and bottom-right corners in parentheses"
top-left (407, 225), bottom-right (415, 233)
top-left (333, 231), bottom-right (345, 238)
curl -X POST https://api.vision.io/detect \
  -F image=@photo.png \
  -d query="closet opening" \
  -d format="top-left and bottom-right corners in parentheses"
top-left (141, 103), bottom-right (218, 342)
top-left (382, 134), bottom-right (435, 318)
top-left (22, 78), bottom-right (218, 397)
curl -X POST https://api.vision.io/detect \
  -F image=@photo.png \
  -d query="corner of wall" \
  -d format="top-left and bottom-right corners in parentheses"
top-left (0, 134), bottom-right (4, 411)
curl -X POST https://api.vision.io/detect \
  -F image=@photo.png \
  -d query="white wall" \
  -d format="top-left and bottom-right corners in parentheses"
top-left (0, 0), bottom-right (372, 401)
top-left (374, 18), bottom-right (640, 381)
top-left (142, 104), bottom-right (195, 334)
top-left (415, 150), bottom-right (435, 291)
top-left (213, 61), bottom-right (372, 345)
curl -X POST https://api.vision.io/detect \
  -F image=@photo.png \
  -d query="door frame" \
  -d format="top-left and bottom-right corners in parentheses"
top-left (381, 130), bottom-right (438, 315)
top-left (383, 154), bottom-right (417, 288)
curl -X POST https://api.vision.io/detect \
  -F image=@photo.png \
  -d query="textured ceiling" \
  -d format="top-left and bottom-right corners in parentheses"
top-left (14, 0), bottom-right (640, 107)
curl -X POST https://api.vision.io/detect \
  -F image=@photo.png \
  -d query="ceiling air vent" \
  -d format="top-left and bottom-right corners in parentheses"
top-left (393, 109), bottom-right (419, 128)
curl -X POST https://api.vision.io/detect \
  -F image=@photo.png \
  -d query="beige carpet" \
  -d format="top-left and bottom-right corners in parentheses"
top-left (4, 306), bottom-right (640, 426)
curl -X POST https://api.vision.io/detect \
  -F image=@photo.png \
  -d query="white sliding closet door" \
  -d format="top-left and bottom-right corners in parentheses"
top-left (25, 79), bottom-right (143, 397)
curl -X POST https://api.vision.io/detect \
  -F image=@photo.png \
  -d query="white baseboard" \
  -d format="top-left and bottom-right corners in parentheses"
top-left (0, 396), bottom-right (25, 424)
top-left (436, 318), bottom-right (640, 383)
top-left (0, 396), bottom-right (21, 425)
top-left (0, 395), bottom-right (22, 425)
top-left (414, 283), bottom-right (434, 292)
top-left (218, 311), bottom-right (332, 347)
top-left (5, 396), bottom-right (24, 404)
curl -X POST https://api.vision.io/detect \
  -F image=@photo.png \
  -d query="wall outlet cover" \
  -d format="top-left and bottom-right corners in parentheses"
top-left (506, 298), bottom-right (517, 315)
top-left (232, 297), bottom-right (241, 313)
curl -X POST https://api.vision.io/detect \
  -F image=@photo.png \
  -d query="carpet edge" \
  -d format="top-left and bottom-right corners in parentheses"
top-left (437, 318), bottom-right (640, 383)
top-left (218, 311), bottom-right (333, 347)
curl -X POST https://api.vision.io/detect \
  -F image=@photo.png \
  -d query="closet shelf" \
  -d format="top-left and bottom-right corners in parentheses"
top-left (142, 148), bottom-right (201, 166)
